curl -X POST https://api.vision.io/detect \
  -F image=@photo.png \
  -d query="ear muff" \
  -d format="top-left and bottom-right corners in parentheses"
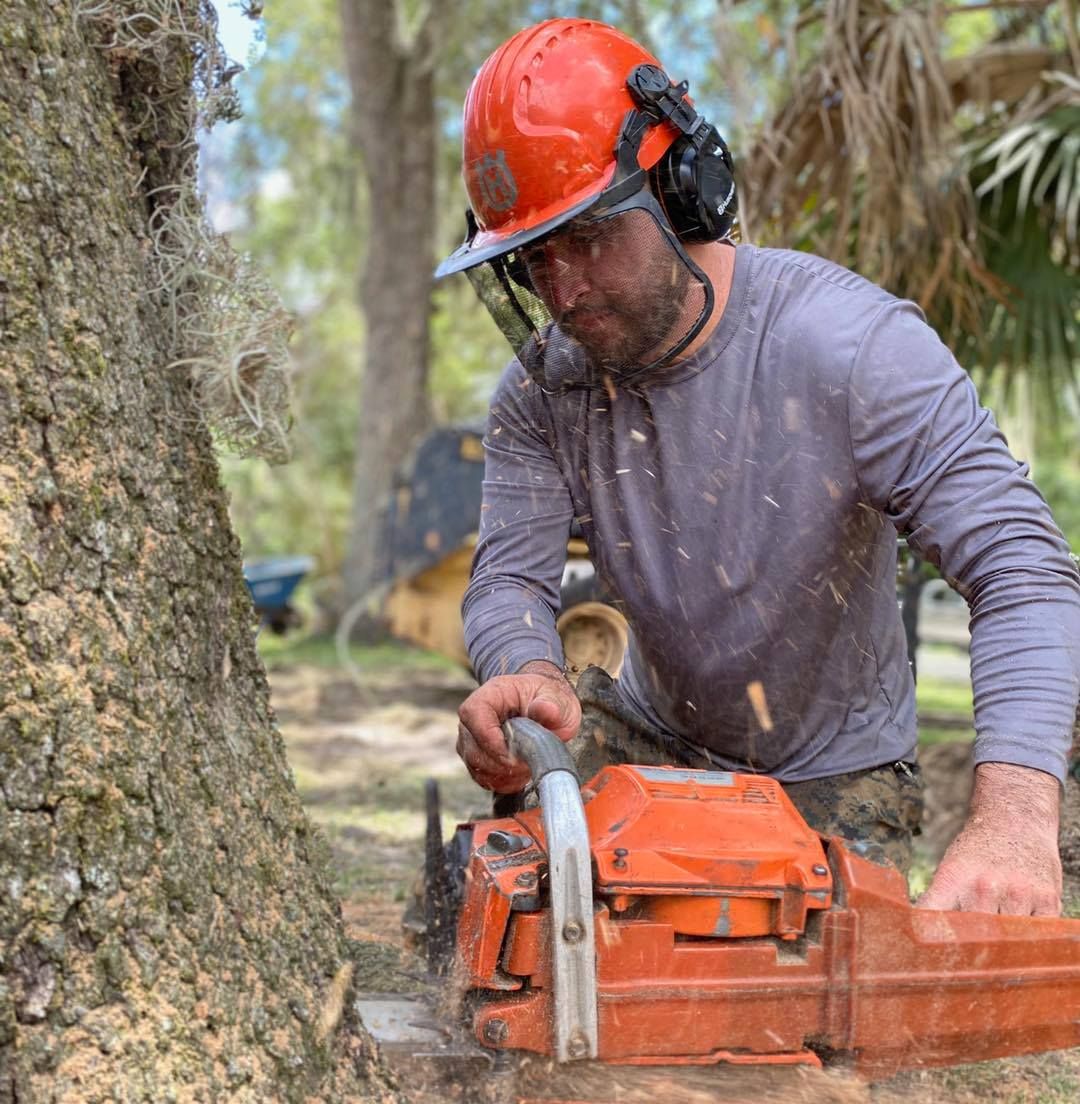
top-left (626, 64), bottom-right (738, 243)
top-left (650, 128), bottom-right (737, 243)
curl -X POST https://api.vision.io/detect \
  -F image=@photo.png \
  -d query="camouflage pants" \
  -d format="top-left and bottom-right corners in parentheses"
top-left (564, 666), bottom-right (924, 876)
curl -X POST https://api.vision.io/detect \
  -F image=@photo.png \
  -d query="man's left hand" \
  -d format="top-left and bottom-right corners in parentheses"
top-left (917, 762), bottom-right (1062, 916)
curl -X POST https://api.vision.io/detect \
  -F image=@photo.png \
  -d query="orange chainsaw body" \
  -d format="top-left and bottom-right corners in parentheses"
top-left (454, 764), bottom-right (1080, 1075)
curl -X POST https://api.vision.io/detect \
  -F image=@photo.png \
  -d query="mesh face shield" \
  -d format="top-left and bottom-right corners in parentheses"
top-left (465, 190), bottom-right (714, 393)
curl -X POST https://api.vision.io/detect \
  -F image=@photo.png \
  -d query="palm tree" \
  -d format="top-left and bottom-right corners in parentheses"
top-left (736, 0), bottom-right (1078, 421)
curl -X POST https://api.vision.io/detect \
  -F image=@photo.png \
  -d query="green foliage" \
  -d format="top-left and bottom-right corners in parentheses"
top-left (217, 294), bottom-right (361, 571)
top-left (917, 674), bottom-right (974, 719)
top-left (916, 669), bottom-right (975, 747)
top-left (962, 99), bottom-right (1080, 403)
top-left (429, 280), bottom-right (506, 424)
top-left (256, 631), bottom-right (459, 672)
top-left (215, 0), bottom-right (362, 572)
top-left (941, 8), bottom-right (997, 58)
top-left (917, 724), bottom-right (976, 747)
top-left (1032, 426), bottom-right (1080, 550)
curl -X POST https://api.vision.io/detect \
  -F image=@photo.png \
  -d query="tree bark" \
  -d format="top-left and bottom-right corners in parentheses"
top-left (0, 4), bottom-right (385, 1099)
top-left (339, 0), bottom-right (437, 623)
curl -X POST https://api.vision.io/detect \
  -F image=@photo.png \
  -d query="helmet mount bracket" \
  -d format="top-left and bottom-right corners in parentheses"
top-left (626, 66), bottom-right (707, 147)
top-left (612, 62), bottom-right (738, 244)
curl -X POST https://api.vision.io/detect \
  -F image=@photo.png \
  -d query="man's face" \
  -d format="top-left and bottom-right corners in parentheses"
top-left (518, 209), bottom-right (692, 373)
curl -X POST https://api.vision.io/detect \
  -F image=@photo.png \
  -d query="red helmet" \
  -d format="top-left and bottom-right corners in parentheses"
top-left (437, 19), bottom-right (684, 276)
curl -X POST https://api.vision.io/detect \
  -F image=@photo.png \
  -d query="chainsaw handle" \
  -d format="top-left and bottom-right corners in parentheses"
top-left (501, 717), bottom-right (598, 1062)
top-left (503, 716), bottom-right (577, 784)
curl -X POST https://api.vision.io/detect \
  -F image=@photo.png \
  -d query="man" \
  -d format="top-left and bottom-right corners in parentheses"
top-left (435, 19), bottom-right (1080, 914)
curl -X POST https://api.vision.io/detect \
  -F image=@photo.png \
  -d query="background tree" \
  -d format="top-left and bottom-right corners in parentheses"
top-left (335, 0), bottom-right (672, 623)
top-left (0, 2), bottom-right (387, 1098)
top-left (337, 0), bottom-right (439, 621)
top-left (214, 1), bottom-right (671, 624)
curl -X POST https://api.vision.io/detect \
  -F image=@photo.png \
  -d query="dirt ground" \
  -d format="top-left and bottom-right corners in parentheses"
top-left (269, 657), bottom-right (1080, 1104)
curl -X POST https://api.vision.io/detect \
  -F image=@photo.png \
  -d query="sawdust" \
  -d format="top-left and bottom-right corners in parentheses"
top-left (316, 963), bottom-right (355, 1044)
top-left (502, 1059), bottom-right (872, 1104)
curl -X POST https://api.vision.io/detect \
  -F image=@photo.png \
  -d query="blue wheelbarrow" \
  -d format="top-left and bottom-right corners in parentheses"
top-left (243, 556), bottom-right (315, 634)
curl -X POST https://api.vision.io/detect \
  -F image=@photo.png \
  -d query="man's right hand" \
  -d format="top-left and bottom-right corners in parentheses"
top-left (457, 660), bottom-right (582, 792)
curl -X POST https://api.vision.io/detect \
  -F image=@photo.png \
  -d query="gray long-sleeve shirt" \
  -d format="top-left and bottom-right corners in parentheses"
top-left (463, 245), bottom-right (1080, 783)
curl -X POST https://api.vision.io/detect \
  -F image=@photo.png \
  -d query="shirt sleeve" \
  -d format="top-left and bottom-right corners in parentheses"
top-left (462, 361), bottom-right (574, 682)
top-left (848, 300), bottom-right (1080, 783)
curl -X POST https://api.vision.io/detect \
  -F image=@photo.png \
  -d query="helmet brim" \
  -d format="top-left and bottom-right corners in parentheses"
top-left (435, 182), bottom-right (610, 280)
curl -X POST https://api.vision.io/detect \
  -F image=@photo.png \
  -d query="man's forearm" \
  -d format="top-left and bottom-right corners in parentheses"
top-left (462, 367), bottom-right (574, 683)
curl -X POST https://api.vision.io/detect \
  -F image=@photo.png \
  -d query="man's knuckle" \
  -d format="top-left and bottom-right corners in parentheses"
top-left (971, 878), bottom-right (1002, 904)
top-left (1000, 886), bottom-right (1032, 914)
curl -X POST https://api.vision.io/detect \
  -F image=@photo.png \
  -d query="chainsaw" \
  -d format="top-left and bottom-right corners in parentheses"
top-left (363, 719), bottom-right (1080, 1089)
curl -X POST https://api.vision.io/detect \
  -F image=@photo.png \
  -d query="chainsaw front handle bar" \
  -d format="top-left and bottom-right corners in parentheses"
top-left (504, 713), bottom-right (578, 784)
top-left (503, 717), bottom-right (599, 1062)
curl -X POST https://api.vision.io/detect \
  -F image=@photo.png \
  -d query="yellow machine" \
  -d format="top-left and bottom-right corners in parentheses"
top-left (381, 427), bottom-right (628, 680)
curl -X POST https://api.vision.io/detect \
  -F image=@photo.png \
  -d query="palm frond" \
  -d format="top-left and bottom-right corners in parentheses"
top-left (739, 1), bottom-right (985, 342)
top-left (739, 1), bottom-right (1075, 364)
top-left (971, 76), bottom-right (1080, 258)
top-left (962, 75), bottom-right (1080, 398)
top-left (965, 206), bottom-right (1078, 403)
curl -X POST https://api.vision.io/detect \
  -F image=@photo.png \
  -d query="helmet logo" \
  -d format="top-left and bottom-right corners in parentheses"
top-left (475, 150), bottom-right (518, 213)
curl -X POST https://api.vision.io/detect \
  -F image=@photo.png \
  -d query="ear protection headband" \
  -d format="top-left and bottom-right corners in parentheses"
top-left (620, 63), bottom-right (738, 243)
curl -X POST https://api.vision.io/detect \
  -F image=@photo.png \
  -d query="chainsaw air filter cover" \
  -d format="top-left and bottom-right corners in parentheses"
top-left (455, 765), bottom-right (834, 996)
top-left (580, 765), bottom-right (833, 938)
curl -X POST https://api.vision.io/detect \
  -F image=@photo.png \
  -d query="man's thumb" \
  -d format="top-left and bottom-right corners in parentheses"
top-left (915, 867), bottom-right (959, 911)
top-left (526, 689), bottom-right (576, 739)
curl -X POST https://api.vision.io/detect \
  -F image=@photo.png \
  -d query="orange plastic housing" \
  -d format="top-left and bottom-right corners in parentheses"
top-left (454, 764), bottom-right (1080, 1075)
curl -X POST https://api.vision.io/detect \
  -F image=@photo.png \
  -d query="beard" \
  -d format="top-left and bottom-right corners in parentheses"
top-left (489, 206), bottom-right (713, 394)
top-left (556, 247), bottom-right (696, 382)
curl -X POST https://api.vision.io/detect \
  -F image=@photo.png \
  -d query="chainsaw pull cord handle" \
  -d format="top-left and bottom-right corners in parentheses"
top-left (503, 717), bottom-right (599, 1062)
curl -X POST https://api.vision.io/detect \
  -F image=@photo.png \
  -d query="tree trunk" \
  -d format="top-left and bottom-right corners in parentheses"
top-left (339, 0), bottom-right (437, 624)
top-left (0, 4), bottom-right (385, 1099)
